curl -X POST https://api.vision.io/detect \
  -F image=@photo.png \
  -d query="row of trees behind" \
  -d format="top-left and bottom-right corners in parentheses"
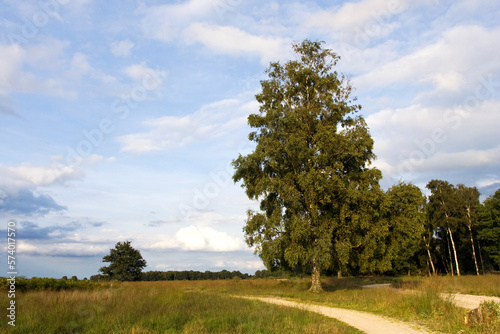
top-left (323, 180), bottom-right (500, 277)
top-left (422, 181), bottom-right (499, 276)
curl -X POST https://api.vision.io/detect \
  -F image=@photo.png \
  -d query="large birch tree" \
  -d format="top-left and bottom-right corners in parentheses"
top-left (232, 40), bottom-right (381, 292)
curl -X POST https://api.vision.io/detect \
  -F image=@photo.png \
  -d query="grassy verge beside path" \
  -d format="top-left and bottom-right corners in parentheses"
top-left (393, 275), bottom-right (500, 297)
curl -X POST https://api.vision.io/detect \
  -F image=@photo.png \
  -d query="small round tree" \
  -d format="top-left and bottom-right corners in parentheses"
top-left (99, 241), bottom-right (147, 281)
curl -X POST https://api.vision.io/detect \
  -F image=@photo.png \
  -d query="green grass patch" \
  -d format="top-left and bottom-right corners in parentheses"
top-left (0, 281), bottom-right (360, 333)
top-left (408, 275), bottom-right (500, 297)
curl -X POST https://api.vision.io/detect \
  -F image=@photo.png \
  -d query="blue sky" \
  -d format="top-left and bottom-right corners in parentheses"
top-left (1, 0), bottom-right (499, 279)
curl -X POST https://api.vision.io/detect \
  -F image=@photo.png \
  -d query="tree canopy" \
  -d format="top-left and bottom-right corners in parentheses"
top-left (232, 40), bottom-right (382, 292)
top-left (99, 241), bottom-right (147, 281)
top-left (384, 182), bottom-right (426, 274)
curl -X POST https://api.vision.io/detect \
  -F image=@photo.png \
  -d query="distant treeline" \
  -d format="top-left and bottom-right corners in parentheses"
top-left (141, 270), bottom-right (251, 281)
top-left (0, 276), bottom-right (103, 292)
top-left (0, 270), bottom-right (293, 292)
top-left (91, 269), bottom-right (252, 282)
top-left (90, 269), bottom-right (295, 282)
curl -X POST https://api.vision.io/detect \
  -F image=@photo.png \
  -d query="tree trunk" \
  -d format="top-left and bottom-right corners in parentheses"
top-left (468, 225), bottom-right (480, 276)
top-left (309, 261), bottom-right (323, 293)
top-left (440, 252), bottom-right (449, 275)
top-left (447, 234), bottom-right (454, 276)
top-left (466, 206), bottom-right (480, 276)
top-left (427, 247), bottom-right (436, 276)
top-left (423, 235), bottom-right (436, 275)
top-left (337, 270), bottom-right (342, 279)
top-left (448, 227), bottom-right (460, 276)
top-left (477, 239), bottom-right (486, 275)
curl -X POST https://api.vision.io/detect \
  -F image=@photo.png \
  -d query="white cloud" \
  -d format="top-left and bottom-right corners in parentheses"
top-left (138, 0), bottom-right (215, 42)
top-left (359, 23), bottom-right (500, 186)
top-left (118, 98), bottom-right (257, 153)
top-left (70, 52), bottom-right (92, 77)
top-left (368, 99), bottom-right (500, 181)
top-left (50, 154), bottom-right (114, 169)
top-left (138, 0), bottom-right (291, 63)
top-left (123, 62), bottom-right (166, 82)
top-left (3, 163), bottom-right (84, 188)
top-left (183, 23), bottom-right (292, 64)
top-left (0, 155), bottom-right (113, 210)
top-left (0, 43), bottom-right (26, 92)
top-left (25, 39), bottom-right (69, 71)
top-left (355, 25), bottom-right (500, 91)
top-left (0, 163), bottom-right (85, 195)
top-left (149, 225), bottom-right (244, 252)
top-left (426, 71), bottom-right (465, 92)
top-left (177, 225), bottom-right (244, 251)
top-left (305, 0), bottom-right (409, 33)
top-left (111, 40), bottom-right (134, 57)
top-left (0, 39), bottom-right (76, 96)
top-left (423, 147), bottom-right (500, 171)
top-left (0, 41), bottom-right (93, 97)
top-left (213, 260), bottom-right (264, 270)
top-left (16, 241), bottom-right (108, 257)
top-left (476, 177), bottom-right (500, 189)
top-left (386, 147), bottom-right (500, 182)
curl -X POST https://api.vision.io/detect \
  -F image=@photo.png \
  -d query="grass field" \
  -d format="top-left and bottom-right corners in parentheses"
top-left (0, 280), bottom-right (360, 334)
top-left (1, 275), bottom-right (499, 333)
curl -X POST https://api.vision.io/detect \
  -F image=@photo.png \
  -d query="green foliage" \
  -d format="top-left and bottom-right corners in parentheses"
top-left (253, 269), bottom-right (291, 279)
top-left (233, 40), bottom-right (381, 290)
top-left (384, 182), bottom-right (426, 274)
top-left (479, 301), bottom-right (500, 323)
top-left (426, 180), bottom-right (463, 275)
top-left (423, 180), bottom-right (499, 275)
top-left (427, 180), bottom-right (461, 229)
top-left (456, 184), bottom-right (482, 275)
top-left (478, 189), bottom-right (500, 269)
top-left (334, 170), bottom-right (387, 276)
top-left (0, 276), bottom-right (101, 292)
top-left (99, 241), bottom-right (147, 281)
top-left (465, 301), bottom-right (500, 332)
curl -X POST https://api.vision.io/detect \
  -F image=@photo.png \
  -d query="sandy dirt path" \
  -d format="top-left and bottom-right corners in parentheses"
top-left (238, 296), bottom-right (439, 334)
top-left (441, 293), bottom-right (500, 309)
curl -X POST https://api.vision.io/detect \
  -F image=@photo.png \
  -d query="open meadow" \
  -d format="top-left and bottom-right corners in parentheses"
top-left (1, 275), bottom-right (499, 333)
